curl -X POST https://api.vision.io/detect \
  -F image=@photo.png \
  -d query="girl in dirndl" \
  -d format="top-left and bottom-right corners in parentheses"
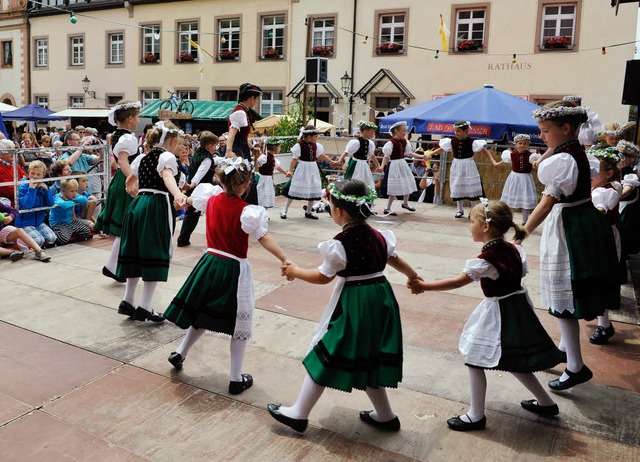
top-left (256, 138), bottom-right (290, 208)
top-left (116, 121), bottom-right (188, 323)
top-left (337, 120), bottom-right (380, 190)
top-left (163, 158), bottom-right (290, 395)
top-left (95, 100), bottom-right (141, 283)
top-left (429, 121), bottom-right (496, 218)
top-left (378, 121), bottom-right (420, 216)
top-left (280, 126), bottom-right (335, 220)
top-left (524, 100), bottom-right (619, 391)
top-left (616, 141), bottom-right (640, 283)
top-left (496, 134), bottom-right (541, 225)
top-left (268, 179), bottom-right (420, 433)
top-left (410, 200), bottom-right (565, 431)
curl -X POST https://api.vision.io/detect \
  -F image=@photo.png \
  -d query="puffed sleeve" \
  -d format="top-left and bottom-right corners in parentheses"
top-left (191, 183), bottom-right (223, 212)
top-left (404, 140), bottom-right (413, 155)
top-left (501, 149), bottom-right (512, 163)
top-left (463, 258), bottom-right (499, 281)
top-left (240, 205), bottom-right (269, 240)
top-left (438, 138), bottom-right (452, 152)
top-left (345, 139), bottom-right (360, 155)
top-left (537, 153), bottom-right (579, 199)
top-left (212, 155), bottom-right (225, 167)
top-left (178, 172), bottom-right (186, 189)
top-left (316, 143), bottom-right (325, 156)
top-left (291, 143), bottom-right (301, 159)
top-left (112, 134), bottom-right (138, 157)
top-left (228, 110), bottom-right (248, 130)
top-left (257, 153), bottom-right (268, 167)
top-left (515, 244), bottom-right (528, 276)
top-left (529, 153), bottom-right (541, 163)
top-left (378, 229), bottom-right (397, 257)
top-left (157, 151), bottom-right (179, 176)
top-left (317, 239), bottom-right (347, 278)
top-left (274, 157), bottom-right (281, 168)
top-left (368, 140), bottom-right (376, 158)
top-left (472, 140), bottom-right (487, 152)
top-left (622, 173), bottom-right (640, 188)
top-left (130, 153), bottom-right (144, 177)
top-left (382, 141), bottom-right (393, 158)
top-left (591, 187), bottom-right (620, 212)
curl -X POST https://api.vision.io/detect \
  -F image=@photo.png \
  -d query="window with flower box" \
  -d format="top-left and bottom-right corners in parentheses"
top-left (260, 14), bottom-right (286, 59)
top-left (141, 24), bottom-right (161, 64)
top-left (218, 18), bottom-right (240, 61)
top-left (177, 21), bottom-right (199, 62)
top-left (311, 18), bottom-right (335, 57)
top-left (537, 3), bottom-right (579, 51)
top-left (34, 38), bottom-right (48, 68)
top-left (452, 5), bottom-right (488, 52)
top-left (375, 12), bottom-right (407, 56)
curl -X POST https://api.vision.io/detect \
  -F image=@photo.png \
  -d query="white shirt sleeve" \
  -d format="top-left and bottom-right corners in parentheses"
top-left (472, 140), bottom-right (487, 152)
top-left (240, 205), bottom-right (270, 240)
top-left (178, 172), bottom-right (186, 189)
top-left (622, 173), bottom-right (640, 188)
top-left (529, 153), bottom-right (541, 163)
top-left (316, 143), bottom-right (325, 157)
top-left (228, 111), bottom-right (248, 130)
top-left (317, 239), bottom-right (348, 278)
top-left (501, 149), bottom-right (512, 163)
top-left (191, 158), bottom-right (212, 185)
top-left (291, 143), bottom-right (301, 160)
top-left (382, 141), bottom-right (393, 158)
top-left (257, 153), bottom-right (268, 167)
top-left (515, 244), bottom-right (528, 277)
top-left (130, 154), bottom-right (144, 177)
top-left (191, 183), bottom-right (223, 212)
top-left (157, 151), bottom-right (179, 176)
top-left (463, 258), bottom-right (499, 281)
top-left (345, 139), bottom-right (360, 155)
top-left (591, 186), bottom-right (620, 212)
top-left (113, 134), bottom-right (138, 157)
top-left (378, 229), bottom-right (397, 257)
top-left (438, 138), bottom-right (452, 152)
top-left (274, 157), bottom-right (281, 168)
top-left (537, 153), bottom-right (579, 200)
top-left (404, 140), bottom-right (413, 156)
top-left (368, 140), bottom-right (376, 159)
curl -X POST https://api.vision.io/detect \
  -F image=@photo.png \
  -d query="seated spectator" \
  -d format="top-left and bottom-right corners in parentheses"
top-left (0, 139), bottom-right (27, 206)
top-left (0, 199), bottom-right (51, 261)
top-left (49, 178), bottom-right (92, 245)
top-left (418, 161), bottom-right (442, 204)
top-left (38, 135), bottom-right (55, 168)
top-left (58, 130), bottom-right (100, 174)
top-left (73, 171), bottom-right (97, 231)
top-left (18, 133), bottom-right (39, 170)
top-left (16, 160), bottom-right (56, 248)
top-left (48, 160), bottom-right (72, 197)
top-left (51, 127), bottom-right (65, 143)
top-left (0, 246), bottom-right (24, 262)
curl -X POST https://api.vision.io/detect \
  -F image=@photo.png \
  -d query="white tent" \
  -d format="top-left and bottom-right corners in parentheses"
top-left (0, 102), bottom-right (18, 113)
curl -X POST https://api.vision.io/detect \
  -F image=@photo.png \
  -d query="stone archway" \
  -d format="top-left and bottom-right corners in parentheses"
top-left (0, 93), bottom-right (17, 106)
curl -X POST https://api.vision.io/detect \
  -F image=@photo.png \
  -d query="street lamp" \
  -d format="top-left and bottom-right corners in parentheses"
top-left (341, 71), bottom-right (354, 133)
top-left (81, 75), bottom-right (96, 99)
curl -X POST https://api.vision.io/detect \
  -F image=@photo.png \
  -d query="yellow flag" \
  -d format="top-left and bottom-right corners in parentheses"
top-left (189, 39), bottom-right (205, 81)
top-left (438, 14), bottom-right (450, 51)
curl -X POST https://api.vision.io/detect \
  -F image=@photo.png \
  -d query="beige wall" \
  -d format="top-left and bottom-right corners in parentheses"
top-left (0, 14), bottom-right (26, 106)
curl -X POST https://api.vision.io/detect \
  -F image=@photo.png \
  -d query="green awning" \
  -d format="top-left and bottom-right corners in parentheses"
top-left (140, 100), bottom-right (262, 121)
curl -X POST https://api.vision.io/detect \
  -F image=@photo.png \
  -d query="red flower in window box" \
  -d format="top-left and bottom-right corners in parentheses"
top-left (218, 50), bottom-right (239, 60)
top-left (456, 39), bottom-right (483, 51)
top-left (376, 42), bottom-right (403, 54)
top-left (262, 47), bottom-right (282, 59)
top-left (311, 45), bottom-right (334, 57)
top-left (178, 52), bottom-right (195, 62)
top-left (542, 35), bottom-right (571, 49)
top-left (144, 53), bottom-right (158, 63)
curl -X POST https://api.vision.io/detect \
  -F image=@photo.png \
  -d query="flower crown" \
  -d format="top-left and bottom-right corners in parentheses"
top-left (454, 121), bottom-right (471, 129)
top-left (358, 120), bottom-right (378, 131)
top-left (587, 146), bottom-right (622, 163)
top-left (562, 95), bottom-right (582, 103)
top-left (299, 126), bottom-right (320, 139)
top-left (264, 137), bottom-right (282, 146)
top-left (108, 101), bottom-right (142, 126)
top-left (513, 134), bottom-right (531, 142)
top-left (617, 140), bottom-right (639, 158)
top-left (602, 129), bottom-right (622, 136)
top-left (388, 120), bottom-right (408, 135)
top-left (479, 197), bottom-right (491, 222)
top-left (327, 182), bottom-right (377, 206)
top-left (221, 156), bottom-right (252, 175)
top-left (532, 105), bottom-right (587, 121)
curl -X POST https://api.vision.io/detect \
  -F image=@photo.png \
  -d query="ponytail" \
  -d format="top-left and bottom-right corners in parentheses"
top-left (512, 221), bottom-right (528, 241)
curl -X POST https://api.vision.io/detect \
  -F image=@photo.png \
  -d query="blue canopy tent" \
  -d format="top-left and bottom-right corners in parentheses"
top-left (379, 85), bottom-right (542, 143)
top-left (0, 112), bottom-right (8, 138)
top-left (1, 104), bottom-right (68, 122)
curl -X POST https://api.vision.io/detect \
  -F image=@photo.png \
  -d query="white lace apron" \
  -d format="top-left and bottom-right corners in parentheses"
top-left (207, 247), bottom-right (254, 340)
top-left (138, 188), bottom-right (173, 257)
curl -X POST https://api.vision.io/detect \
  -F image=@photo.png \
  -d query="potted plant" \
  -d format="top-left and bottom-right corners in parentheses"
top-left (218, 50), bottom-right (239, 61)
top-left (376, 42), bottom-right (402, 54)
top-left (456, 39), bottom-right (483, 51)
top-left (262, 47), bottom-right (281, 59)
top-left (144, 53), bottom-right (158, 63)
top-left (542, 35), bottom-right (571, 49)
top-left (311, 45), bottom-right (334, 57)
top-left (178, 51), bottom-right (195, 62)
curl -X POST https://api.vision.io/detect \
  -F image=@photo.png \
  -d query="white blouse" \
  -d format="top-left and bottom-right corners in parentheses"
top-left (228, 110), bottom-right (248, 130)
top-left (112, 133), bottom-right (138, 157)
top-left (382, 140), bottom-right (412, 158)
top-left (345, 139), bottom-right (375, 158)
top-left (500, 149), bottom-right (541, 164)
top-left (291, 142), bottom-right (325, 160)
top-left (257, 153), bottom-right (281, 169)
top-left (317, 229), bottom-right (397, 278)
top-left (439, 138), bottom-right (487, 153)
top-left (130, 151), bottom-right (179, 178)
top-left (463, 244), bottom-right (528, 282)
top-left (537, 153), bottom-right (579, 200)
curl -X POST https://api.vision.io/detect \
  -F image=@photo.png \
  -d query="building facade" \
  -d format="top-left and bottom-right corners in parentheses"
top-left (0, 0), bottom-right (28, 107)
top-left (26, 0), bottom-right (639, 134)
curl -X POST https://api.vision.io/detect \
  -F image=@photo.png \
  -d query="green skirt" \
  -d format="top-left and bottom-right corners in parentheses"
top-left (303, 279), bottom-right (403, 392)
top-left (344, 159), bottom-right (357, 179)
top-left (116, 193), bottom-right (172, 281)
top-left (164, 253), bottom-right (240, 335)
top-left (94, 170), bottom-right (132, 236)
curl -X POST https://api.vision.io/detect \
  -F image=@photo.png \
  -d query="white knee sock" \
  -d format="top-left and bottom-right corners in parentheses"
top-left (282, 198), bottom-right (293, 214)
top-left (140, 281), bottom-right (158, 311)
top-left (462, 367), bottom-right (486, 423)
top-left (557, 318), bottom-right (583, 380)
top-left (365, 387), bottom-right (395, 422)
top-left (402, 195), bottom-right (410, 206)
top-left (597, 312), bottom-right (611, 328)
top-left (522, 209), bottom-right (531, 224)
top-left (511, 372), bottom-right (555, 406)
top-left (176, 327), bottom-right (205, 357)
top-left (307, 200), bottom-right (314, 212)
top-left (387, 196), bottom-right (395, 210)
top-left (106, 237), bottom-right (121, 273)
top-left (229, 337), bottom-right (247, 382)
top-left (278, 373), bottom-right (325, 420)
top-left (123, 277), bottom-right (139, 305)
top-left (456, 201), bottom-right (464, 213)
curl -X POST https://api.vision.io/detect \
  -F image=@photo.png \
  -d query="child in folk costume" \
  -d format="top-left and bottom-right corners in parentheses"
top-left (429, 121), bottom-right (496, 218)
top-left (616, 141), bottom-right (640, 284)
top-left (164, 158), bottom-right (290, 395)
top-left (588, 146), bottom-right (624, 345)
top-left (523, 101), bottom-right (619, 391)
top-left (410, 200), bottom-right (564, 431)
top-left (495, 134), bottom-right (541, 225)
top-left (269, 179), bottom-right (420, 433)
top-left (256, 138), bottom-right (290, 208)
top-left (280, 126), bottom-right (335, 220)
top-left (336, 120), bottom-right (380, 190)
top-left (378, 121), bottom-right (420, 216)
top-left (95, 100), bottom-right (141, 283)
top-left (599, 122), bottom-right (622, 148)
top-left (116, 121), bottom-right (188, 323)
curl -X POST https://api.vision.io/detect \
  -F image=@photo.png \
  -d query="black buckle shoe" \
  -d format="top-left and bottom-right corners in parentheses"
top-left (520, 399), bottom-right (559, 416)
top-left (359, 410), bottom-right (401, 431)
top-left (589, 323), bottom-right (615, 345)
top-left (267, 403), bottom-right (308, 432)
top-left (176, 241), bottom-right (191, 248)
top-left (455, 211), bottom-right (464, 218)
top-left (280, 212), bottom-right (287, 219)
top-left (168, 352), bottom-right (184, 370)
top-left (548, 365), bottom-right (593, 391)
top-left (383, 209), bottom-right (397, 216)
top-left (229, 373), bottom-right (253, 395)
top-left (102, 266), bottom-right (126, 283)
top-left (446, 414), bottom-right (486, 431)
top-left (117, 300), bottom-right (136, 317)
top-left (132, 307), bottom-right (165, 323)
top-left (401, 204), bottom-right (416, 212)
top-left (304, 212), bottom-right (319, 220)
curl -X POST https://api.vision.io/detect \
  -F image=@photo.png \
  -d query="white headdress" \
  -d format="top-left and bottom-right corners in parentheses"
top-left (221, 156), bottom-right (251, 175)
top-left (479, 197), bottom-right (491, 222)
top-left (388, 120), bottom-right (408, 136)
top-left (513, 134), bottom-right (531, 142)
top-left (532, 105), bottom-right (587, 121)
top-left (454, 121), bottom-right (471, 129)
top-left (298, 125), bottom-right (320, 140)
top-left (108, 101), bottom-right (142, 126)
top-left (617, 140), bottom-right (639, 158)
top-left (155, 121), bottom-right (184, 147)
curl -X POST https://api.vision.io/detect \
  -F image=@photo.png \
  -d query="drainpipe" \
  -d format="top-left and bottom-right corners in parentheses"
top-left (25, 7), bottom-right (32, 105)
top-left (348, 0), bottom-right (357, 134)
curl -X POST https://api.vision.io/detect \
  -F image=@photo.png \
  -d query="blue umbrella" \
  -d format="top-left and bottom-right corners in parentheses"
top-left (379, 85), bottom-right (542, 143)
top-left (1, 104), bottom-right (68, 122)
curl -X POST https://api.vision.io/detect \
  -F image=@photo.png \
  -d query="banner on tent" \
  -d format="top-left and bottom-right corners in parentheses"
top-left (426, 123), bottom-right (492, 137)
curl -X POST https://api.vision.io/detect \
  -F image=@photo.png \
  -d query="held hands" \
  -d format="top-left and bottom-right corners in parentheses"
top-left (173, 193), bottom-right (188, 210)
top-left (285, 171), bottom-right (292, 178)
top-left (281, 261), bottom-right (297, 281)
top-left (407, 275), bottom-right (427, 294)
